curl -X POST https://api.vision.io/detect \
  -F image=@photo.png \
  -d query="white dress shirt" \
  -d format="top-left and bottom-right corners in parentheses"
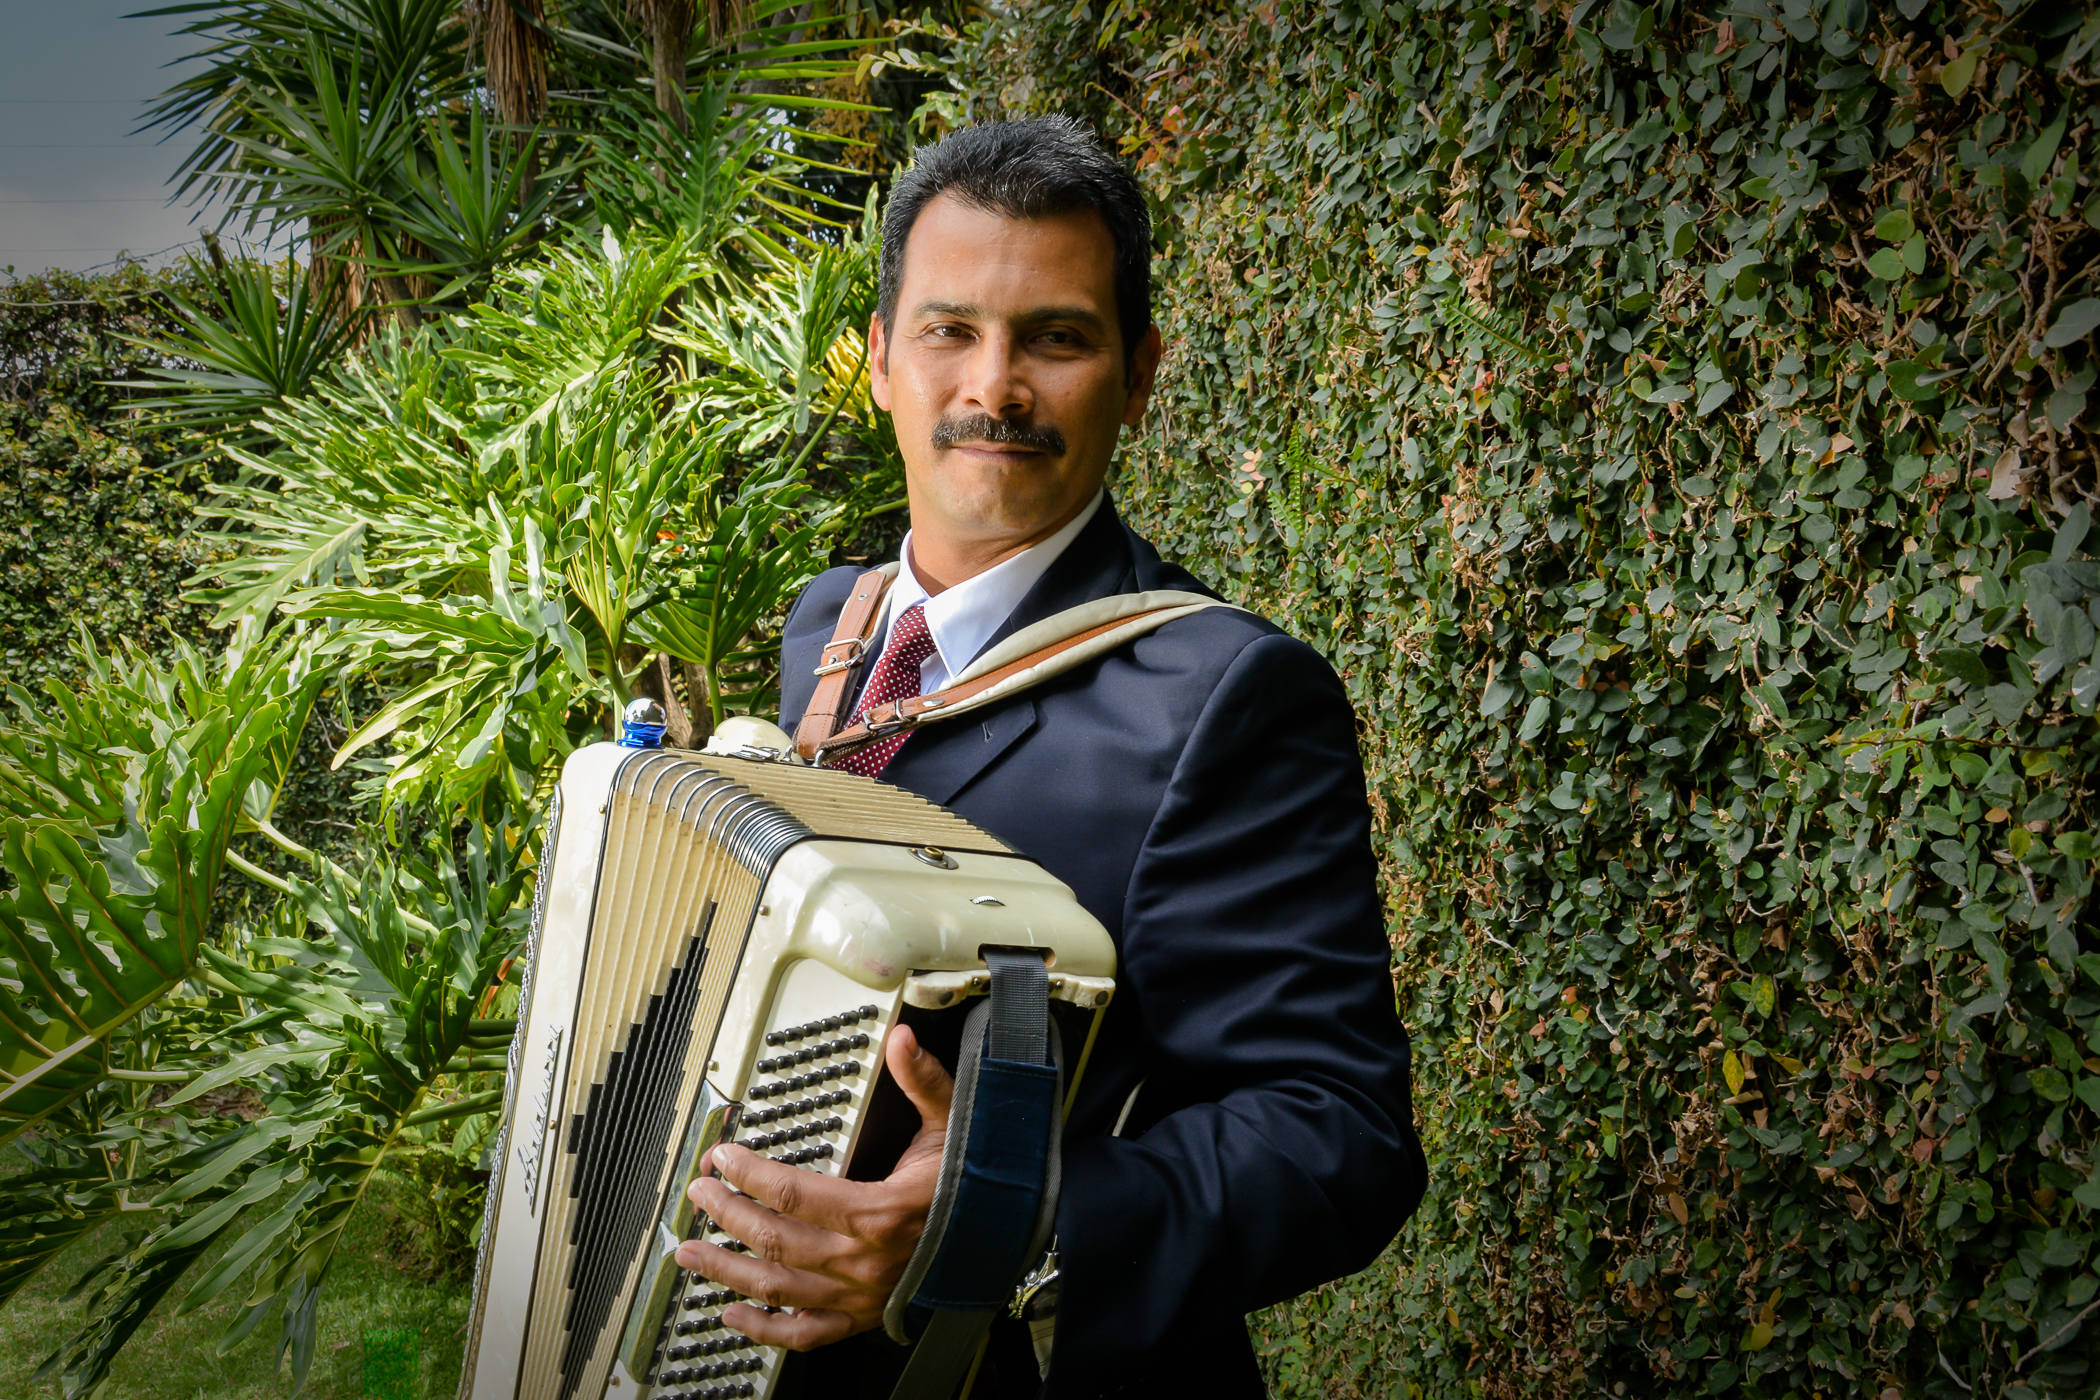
top-left (868, 488), bottom-right (1105, 696)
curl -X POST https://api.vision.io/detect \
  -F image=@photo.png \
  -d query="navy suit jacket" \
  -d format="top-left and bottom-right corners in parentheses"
top-left (776, 497), bottom-right (1424, 1398)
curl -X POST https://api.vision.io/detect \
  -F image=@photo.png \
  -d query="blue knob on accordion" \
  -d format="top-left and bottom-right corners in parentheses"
top-left (618, 697), bottom-right (668, 748)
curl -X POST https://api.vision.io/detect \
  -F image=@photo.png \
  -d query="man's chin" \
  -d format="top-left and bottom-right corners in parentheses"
top-left (928, 483), bottom-right (1081, 539)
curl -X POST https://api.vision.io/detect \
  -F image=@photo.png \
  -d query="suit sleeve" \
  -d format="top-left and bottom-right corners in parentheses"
top-left (1048, 632), bottom-right (1426, 1390)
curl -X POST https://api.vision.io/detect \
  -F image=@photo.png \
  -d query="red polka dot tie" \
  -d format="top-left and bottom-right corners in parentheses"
top-left (829, 602), bottom-right (938, 777)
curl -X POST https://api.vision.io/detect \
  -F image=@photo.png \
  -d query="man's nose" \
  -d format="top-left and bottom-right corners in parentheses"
top-left (958, 330), bottom-right (1033, 419)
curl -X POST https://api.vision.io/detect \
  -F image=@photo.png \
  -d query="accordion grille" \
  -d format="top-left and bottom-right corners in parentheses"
top-left (509, 753), bottom-right (1008, 1400)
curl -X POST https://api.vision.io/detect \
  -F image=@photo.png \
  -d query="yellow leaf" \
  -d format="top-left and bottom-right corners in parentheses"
top-left (1746, 1320), bottom-right (1775, 1350)
top-left (1723, 1049), bottom-right (1746, 1096)
top-left (1774, 1054), bottom-right (1805, 1075)
top-left (1941, 48), bottom-right (1979, 97)
top-left (1750, 974), bottom-right (1777, 1017)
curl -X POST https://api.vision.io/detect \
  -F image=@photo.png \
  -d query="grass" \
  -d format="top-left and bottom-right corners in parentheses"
top-left (1, 1170), bottom-right (475, 1400)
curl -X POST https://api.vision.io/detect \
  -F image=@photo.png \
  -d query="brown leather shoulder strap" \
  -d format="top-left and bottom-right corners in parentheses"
top-left (792, 568), bottom-right (892, 763)
top-left (815, 603), bottom-right (1188, 762)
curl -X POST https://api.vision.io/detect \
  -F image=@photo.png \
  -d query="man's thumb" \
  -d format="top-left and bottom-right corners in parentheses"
top-left (886, 1023), bottom-right (954, 1129)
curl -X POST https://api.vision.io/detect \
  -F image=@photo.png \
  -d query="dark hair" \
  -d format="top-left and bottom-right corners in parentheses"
top-left (878, 116), bottom-right (1152, 359)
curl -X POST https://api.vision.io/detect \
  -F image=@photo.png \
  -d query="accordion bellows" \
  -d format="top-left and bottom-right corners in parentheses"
top-left (461, 743), bottom-right (1117, 1400)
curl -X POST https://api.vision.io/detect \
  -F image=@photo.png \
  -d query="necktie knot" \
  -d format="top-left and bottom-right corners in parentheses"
top-left (881, 603), bottom-right (938, 676)
top-left (831, 602), bottom-right (938, 777)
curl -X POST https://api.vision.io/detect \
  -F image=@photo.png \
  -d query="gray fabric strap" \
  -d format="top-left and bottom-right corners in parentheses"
top-left (984, 948), bottom-right (1048, 1064)
top-left (886, 1308), bottom-right (992, 1400)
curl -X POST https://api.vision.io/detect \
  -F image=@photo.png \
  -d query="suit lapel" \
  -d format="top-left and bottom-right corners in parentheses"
top-left (884, 696), bottom-right (1039, 808)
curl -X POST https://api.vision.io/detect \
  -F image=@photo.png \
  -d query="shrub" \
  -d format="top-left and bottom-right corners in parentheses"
top-left (948, 1), bottom-right (2100, 1394)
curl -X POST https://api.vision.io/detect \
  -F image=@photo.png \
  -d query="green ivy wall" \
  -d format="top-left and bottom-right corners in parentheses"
top-left (1, 263), bottom-right (223, 686)
top-left (948, 2), bottom-right (2100, 1395)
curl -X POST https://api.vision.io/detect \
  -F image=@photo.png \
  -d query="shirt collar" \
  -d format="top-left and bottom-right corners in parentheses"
top-left (886, 488), bottom-right (1106, 676)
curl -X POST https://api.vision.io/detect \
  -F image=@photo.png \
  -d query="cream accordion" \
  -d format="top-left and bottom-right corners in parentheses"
top-left (460, 720), bottom-right (1116, 1400)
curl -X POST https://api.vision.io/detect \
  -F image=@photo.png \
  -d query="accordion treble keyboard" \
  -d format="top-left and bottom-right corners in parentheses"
top-left (459, 744), bottom-right (1116, 1400)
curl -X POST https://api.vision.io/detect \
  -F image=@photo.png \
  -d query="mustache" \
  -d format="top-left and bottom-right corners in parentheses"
top-left (930, 413), bottom-right (1066, 456)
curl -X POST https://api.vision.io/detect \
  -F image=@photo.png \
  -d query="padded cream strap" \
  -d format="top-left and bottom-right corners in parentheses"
top-left (814, 591), bottom-right (1241, 763)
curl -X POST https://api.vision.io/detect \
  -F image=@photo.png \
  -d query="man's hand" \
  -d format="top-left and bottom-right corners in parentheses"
top-left (675, 1024), bottom-right (954, 1350)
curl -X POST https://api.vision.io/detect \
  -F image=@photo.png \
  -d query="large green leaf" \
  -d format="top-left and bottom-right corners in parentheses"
top-left (49, 805), bottom-right (533, 1393)
top-left (0, 634), bottom-right (319, 1141)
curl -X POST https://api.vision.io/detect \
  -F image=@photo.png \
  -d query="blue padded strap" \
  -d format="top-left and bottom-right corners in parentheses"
top-left (885, 950), bottom-right (1061, 1400)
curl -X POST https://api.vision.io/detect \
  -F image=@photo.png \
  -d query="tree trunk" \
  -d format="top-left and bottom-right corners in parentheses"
top-left (630, 1), bottom-right (698, 133)
top-left (630, 649), bottom-right (705, 748)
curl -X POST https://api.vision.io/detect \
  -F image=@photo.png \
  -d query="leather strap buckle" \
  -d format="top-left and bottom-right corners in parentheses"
top-left (812, 638), bottom-right (867, 677)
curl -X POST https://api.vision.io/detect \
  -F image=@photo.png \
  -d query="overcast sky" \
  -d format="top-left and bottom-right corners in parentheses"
top-left (0, 1), bottom-right (286, 276)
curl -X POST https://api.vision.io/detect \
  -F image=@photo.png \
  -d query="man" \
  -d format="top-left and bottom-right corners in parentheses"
top-left (675, 116), bottom-right (1425, 1397)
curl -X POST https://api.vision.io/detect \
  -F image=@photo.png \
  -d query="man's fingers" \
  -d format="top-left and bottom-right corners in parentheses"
top-left (886, 1023), bottom-right (955, 1131)
top-left (720, 1301), bottom-right (857, 1352)
top-left (673, 1237), bottom-right (858, 1314)
top-left (702, 1145), bottom-right (869, 1239)
top-left (687, 1177), bottom-right (847, 1273)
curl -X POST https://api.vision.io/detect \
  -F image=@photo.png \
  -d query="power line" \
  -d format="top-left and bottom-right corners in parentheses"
top-left (0, 198), bottom-right (169, 204)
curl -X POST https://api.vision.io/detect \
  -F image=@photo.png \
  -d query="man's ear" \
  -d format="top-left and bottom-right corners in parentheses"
top-left (1121, 323), bottom-right (1164, 426)
top-left (868, 314), bottom-right (893, 412)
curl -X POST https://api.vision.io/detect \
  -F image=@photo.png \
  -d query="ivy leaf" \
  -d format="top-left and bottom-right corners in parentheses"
top-left (1873, 207), bottom-right (1914, 242)
top-left (2031, 1067), bottom-right (2072, 1102)
top-left (2044, 298), bottom-right (2100, 349)
top-left (1518, 695), bottom-right (1552, 741)
top-left (2047, 385), bottom-right (2088, 431)
top-left (1940, 48), bottom-right (1979, 97)
top-left (1867, 247), bottom-right (1907, 281)
top-left (2023, 118), bottom-right (2068, 184)
top-left (1749, 975), bottom-right (1777, 1018)
top-left (2047, 921), bottom-right (2081, 972)
top-left (2070, 664), bottom-right (2100, 716)
top-left (1662, 205), bottom-right (1697, 259)
top-left (1986, 684), bottom-right (2031, 727)
top-left (1937, 647), bottom-right (1993, 686)
top-left (1599, 4), bottom-right (1655, 50)
top-left (2055, 831), bottom-right (2097, 860)
top-left (1900, 234), bottom-right (1926, 276)
top-left (2053, 501), bottom-right (2090, 562)
top-left (1886, 360), bottom-right (1943, 401)
top-left (1696, 381), bottom-right (1734, 417)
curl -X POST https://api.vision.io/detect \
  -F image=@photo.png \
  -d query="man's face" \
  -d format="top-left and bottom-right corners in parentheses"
top-left (870, 193), bottom-right (1162, 550)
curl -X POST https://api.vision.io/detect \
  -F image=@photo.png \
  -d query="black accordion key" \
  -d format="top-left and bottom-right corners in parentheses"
top-left (554, 917), bottom-right (718, 1400)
